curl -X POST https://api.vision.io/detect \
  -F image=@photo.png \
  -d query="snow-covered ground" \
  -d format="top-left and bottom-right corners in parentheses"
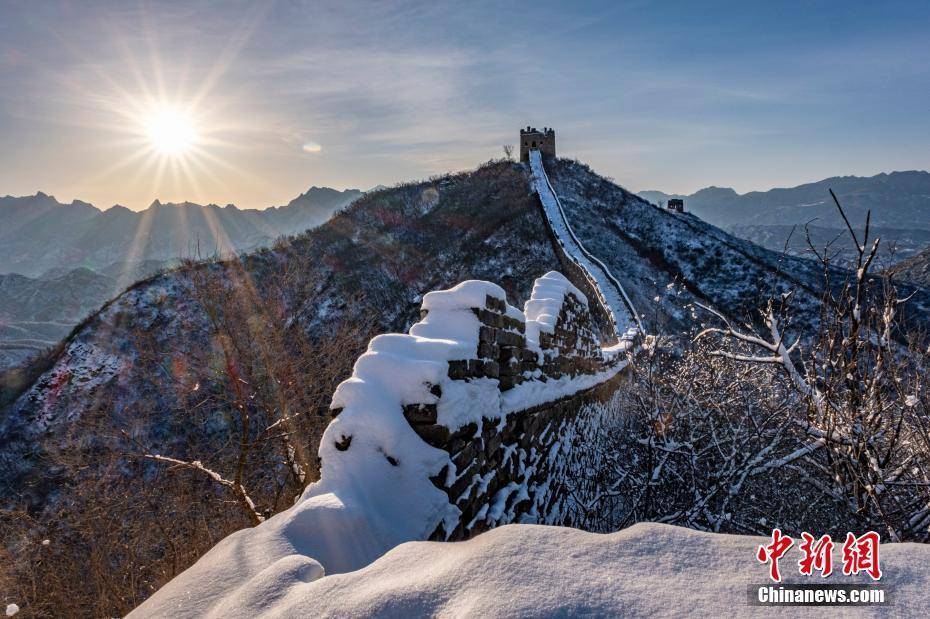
top-left (528, 149), bottom-right (641, 338)
top-left (134, 522), bottom-right (928, 617)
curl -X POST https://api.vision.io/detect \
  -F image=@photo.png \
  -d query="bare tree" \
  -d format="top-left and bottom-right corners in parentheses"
top-left (503, 144), bottom-right (515, 160)
top-left (130, 257), bottom-right (374, 525)
top-left (694, 192), bottom-right (929, 541)
top-left (562, 192), bottom-right (928, 543)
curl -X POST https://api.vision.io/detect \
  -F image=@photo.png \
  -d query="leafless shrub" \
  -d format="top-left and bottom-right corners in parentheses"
top-left (695, 193), bottom-right (929, 540)
top-left (565, 193), bottom-right (929, 542)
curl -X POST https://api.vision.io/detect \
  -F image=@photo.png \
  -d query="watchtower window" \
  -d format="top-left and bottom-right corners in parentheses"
top-left (531, 141), bottom-right (536, 147)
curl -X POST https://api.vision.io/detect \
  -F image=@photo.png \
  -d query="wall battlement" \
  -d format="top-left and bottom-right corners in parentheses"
top-left (129, 272), bottom-right (639, 615)
top-left (324, 271), bottom-right (634, 542)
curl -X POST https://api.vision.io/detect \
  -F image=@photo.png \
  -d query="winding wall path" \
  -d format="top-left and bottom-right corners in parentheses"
top-left (528, 149), bottom-right (643, 339)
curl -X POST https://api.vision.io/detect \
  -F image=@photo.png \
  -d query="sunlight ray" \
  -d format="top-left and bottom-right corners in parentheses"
top-left (189, 1), bottom-right (272, 110)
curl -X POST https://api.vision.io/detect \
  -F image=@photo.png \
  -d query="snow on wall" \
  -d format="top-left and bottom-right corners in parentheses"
top-left (528, 149), bottom-right (642, 338)
top-left (131, 271), bottom-right (634, 618)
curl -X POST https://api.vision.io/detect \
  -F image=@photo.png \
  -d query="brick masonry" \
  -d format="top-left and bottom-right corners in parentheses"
top-left (427, 367), bottom-right (627, 541)
top-left (407, 289), bottom-right (628, 540)
top-left (326, 274), bottom-right (634, 543)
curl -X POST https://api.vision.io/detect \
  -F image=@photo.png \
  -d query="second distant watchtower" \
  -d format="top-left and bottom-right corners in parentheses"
top-left (520, 126), bottom-right (556, 162)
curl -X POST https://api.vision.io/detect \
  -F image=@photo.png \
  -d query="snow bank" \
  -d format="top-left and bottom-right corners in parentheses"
top-left (523, 271), bottom-right (586, 350)
top-left (155, 522), bottom-right (927, 618)
top-left (131, 281), bottom-right (511, 617)
top-left (501, 362), bottom-right (627, 414)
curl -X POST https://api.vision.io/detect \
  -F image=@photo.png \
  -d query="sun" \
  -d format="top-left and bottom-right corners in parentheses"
top-left (144, 107), bottom-right (198, 156)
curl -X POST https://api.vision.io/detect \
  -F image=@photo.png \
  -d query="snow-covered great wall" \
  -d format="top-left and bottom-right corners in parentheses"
top-left (132, 152), bottom-right (642, 616)
top-left (131, 271), bottom-right (637, 616)
top-left (529, 149), bottom-right (642, 338)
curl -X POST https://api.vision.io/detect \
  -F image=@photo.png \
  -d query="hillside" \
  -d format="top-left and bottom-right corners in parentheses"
top-left (3, 158), bottom-right (928, 615)
top-left (0, 187), bottom-right (362, 277)
top-left (889, 246), bottom-right (930, 288)
top-left (727, 223), bottom-right (930, 266)
top-left (0, 268), bottom-right (118, 371)
top-left (640, 171), bottom-right (930, 263)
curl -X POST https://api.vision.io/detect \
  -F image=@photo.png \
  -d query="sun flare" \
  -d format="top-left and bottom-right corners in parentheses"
top-left (144, 108), bottom-right (198, 156)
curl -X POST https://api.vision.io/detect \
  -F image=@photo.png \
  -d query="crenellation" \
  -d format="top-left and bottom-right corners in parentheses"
top-left (520, 126), bottom-right (556, 162)
top-left (404, 276), bottom-right (631, 540)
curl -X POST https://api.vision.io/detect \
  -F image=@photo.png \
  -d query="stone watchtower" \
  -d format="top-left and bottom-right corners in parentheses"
top-left (520, 126), bottom-right (556, 162)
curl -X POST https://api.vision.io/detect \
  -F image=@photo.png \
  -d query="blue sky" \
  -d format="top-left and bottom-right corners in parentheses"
top-left (1, 0), bottom-right (928, 209)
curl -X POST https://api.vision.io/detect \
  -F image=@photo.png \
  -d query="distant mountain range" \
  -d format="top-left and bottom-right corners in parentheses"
top-left (0, 186), bottom-right (363, 278)
top-left (0, 261), bottom-right (173, 371)
top-left (0, 185), bottom-right (363, 371)
top-left (639, 171), bottom-right (930, 264)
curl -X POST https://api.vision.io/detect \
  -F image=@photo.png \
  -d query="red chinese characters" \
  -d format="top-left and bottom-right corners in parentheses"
top-left (798, 533), bottom-right (834, 577)
top-left (757, 529), bottom-right (882, 581)
top-left (841, 531), bottom-right (882, 580)
top-left (756, 529), bottom-right (794, 582)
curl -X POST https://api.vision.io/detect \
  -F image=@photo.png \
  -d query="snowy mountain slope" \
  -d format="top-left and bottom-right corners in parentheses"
top-left (547, 159), bottom-right (930, 334)
top-left (641, 172), bottom-right (930, 266)
top-left (889, 246), bottom-right (930, 289)
top-left (133, 522), bottom-right (927, 618)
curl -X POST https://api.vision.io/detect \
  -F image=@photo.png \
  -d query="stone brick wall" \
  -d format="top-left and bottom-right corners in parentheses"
top-left (520, 126), bottom-right (556, 162)
top-left (543, 234), bottom-right (618, 343)
top-left (427, 367), bottom-right (626, 540)
top-left (401, 284), bottom-right (628, 540)
top-left (325, 272), bottom-right (633, 544)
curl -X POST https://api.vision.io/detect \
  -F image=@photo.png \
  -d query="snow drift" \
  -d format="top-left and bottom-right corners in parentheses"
top-left (137, 522), bottom-right (927, 617)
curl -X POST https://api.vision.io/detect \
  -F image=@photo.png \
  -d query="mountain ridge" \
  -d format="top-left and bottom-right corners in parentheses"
top-left (889, 246), bottom-right (930, 288)
top-left (0, 187), bottom-right (364, 277)
top-left (639, 170), bottom-right (930, 263)
top-left (640, 170), bottom-right (930, 206)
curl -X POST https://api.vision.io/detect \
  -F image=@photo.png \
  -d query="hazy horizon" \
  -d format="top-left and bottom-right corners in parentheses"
top-left (2, 0), bottom-right (929, 210)
top-left (7, 166), bottom-right (930, 213)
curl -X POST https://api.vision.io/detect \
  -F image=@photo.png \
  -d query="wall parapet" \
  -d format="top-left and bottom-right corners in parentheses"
top-left (323, 271), bottom-right (635, 542)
